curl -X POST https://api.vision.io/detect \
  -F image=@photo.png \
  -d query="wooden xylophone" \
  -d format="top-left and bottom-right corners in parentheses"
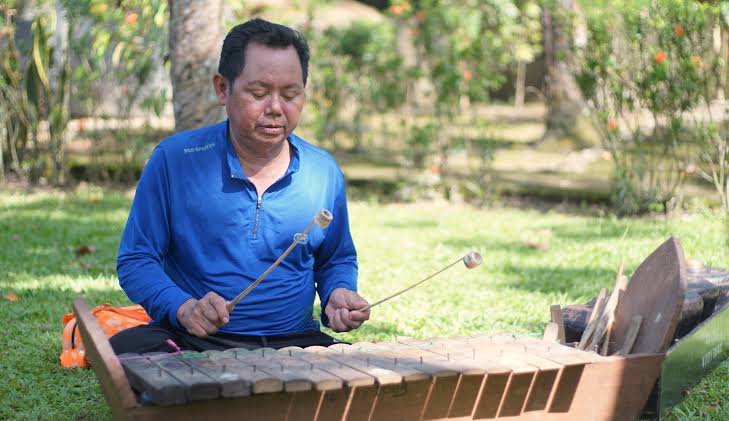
top-left (74, 298), bottom-right (663, 421)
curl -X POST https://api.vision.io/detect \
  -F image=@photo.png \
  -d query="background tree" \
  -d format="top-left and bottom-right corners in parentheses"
top-left (542, 0), bottom-right (584, 143)
top-left (168, 0), bottom-right (224, 132)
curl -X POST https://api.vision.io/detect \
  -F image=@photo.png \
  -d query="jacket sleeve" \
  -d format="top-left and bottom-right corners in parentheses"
top-left (313, 173), bottom-right (358, 327)
top-left (117, 147), bottom-right (192, 329)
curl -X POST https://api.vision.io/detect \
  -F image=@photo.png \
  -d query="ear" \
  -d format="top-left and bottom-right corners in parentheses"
top-left (212, 74), bottom-right (229, 106)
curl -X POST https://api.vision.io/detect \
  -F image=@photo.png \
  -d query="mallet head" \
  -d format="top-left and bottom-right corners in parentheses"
top-left (463, 251), bottom-right (483, 269)
top-left (315, 209), bottom-right (333, 228)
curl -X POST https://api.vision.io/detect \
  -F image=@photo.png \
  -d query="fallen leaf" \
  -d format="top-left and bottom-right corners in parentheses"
top-left (706, 401), bottom-right (720, 410)
top-left (11, 234), bottom-right (19, 241)
top-left (4, 292), bottom-right (18, 302)
top-left (526, 240), bottom-right (549, 251)
top-left (75, 245), bottom-right (97, 256)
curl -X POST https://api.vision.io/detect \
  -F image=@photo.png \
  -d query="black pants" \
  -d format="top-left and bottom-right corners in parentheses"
top-left (109, 322), bottom-right (342, 355)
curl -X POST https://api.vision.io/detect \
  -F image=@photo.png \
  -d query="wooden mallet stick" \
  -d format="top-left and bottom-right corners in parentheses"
top-left (226, 209), bottom-right (333, 312)
top-left (358, 251), bottom-right (483, 312)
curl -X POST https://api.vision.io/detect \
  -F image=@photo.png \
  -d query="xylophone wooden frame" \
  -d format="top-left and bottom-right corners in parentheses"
top-left (73, 298), bottom-right (664, 421)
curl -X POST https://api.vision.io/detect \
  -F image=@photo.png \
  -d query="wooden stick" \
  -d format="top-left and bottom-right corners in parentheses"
top-left (542, 322), bottom-right (560, 342)
top-left (226, 209), bottom-right (333, 312)
top-left (577, 288), bottom-right (608, 350)
top-left (586, 287), bottom-right (608, 325)
top-left (358, 252), bottom-right (483, 312)
top-left (549, 305), bottom-right (566, 344)
top-left (600, 268), bottom-right (629, 355)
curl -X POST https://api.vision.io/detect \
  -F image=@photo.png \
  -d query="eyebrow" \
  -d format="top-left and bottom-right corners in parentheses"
top-left (245, 80), bottom-right (303, 89)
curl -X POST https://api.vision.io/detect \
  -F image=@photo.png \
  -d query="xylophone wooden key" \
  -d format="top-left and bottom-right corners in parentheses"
top-left (426, 336), bottom-right (562, 415)
top-left (118, 353), bottom-right (187, 406)
top-left (400, 337), bottom-right (541, 419)
top-left (205, 349), bottom-right (284, 394)
top-left (474, 334), bottom-right (602, 413)
top-left (148, 353), bottom-right (219, 402)
top-left (287, 346), bottom-right (378, 421)
top-left (314, 344), bottom-right (434, 421)
top-left (353, 340), bottom-right (485, 420)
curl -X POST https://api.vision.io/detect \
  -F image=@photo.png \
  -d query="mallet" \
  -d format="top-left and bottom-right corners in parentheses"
top-left (358, 251), bottom-right (483, 312)
top-left (226, 209), bottom-right (333, 312)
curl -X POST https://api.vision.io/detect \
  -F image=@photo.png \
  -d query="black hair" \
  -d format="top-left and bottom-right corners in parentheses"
top-left (218, 18), bottom-right (310, 90)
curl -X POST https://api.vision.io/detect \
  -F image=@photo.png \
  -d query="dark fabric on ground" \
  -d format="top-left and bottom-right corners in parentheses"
top-left (109, 321), bottom-right (342, 355)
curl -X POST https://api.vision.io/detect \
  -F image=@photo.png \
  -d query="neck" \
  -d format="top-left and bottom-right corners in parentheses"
top-left (229, 127), bottom-right (291, 179)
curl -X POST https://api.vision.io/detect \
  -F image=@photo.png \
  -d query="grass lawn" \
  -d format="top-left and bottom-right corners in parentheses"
top-left (1, 187), bottom-right (728, 420)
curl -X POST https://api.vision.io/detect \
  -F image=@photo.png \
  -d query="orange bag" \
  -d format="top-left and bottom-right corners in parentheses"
top-left (60, 303), bottom-right (151, 368)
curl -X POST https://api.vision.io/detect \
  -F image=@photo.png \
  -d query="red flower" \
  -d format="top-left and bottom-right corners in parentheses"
top-left (607, 119), bottom-right (619, 132)
top-left (674, 24), bottom-right (683, 38)
top-left (654, 51), bottom-right (667, 64)
top-left (389, 4), bottom-right (404, 15)
top-left (463, 69), bottom-right (473, 81)
top-left (124, 12), bottom-right (138, 25)
top-left (415, 10), bottom-right (427, 23)
top-left (691, 55), bottom-right (703, 69)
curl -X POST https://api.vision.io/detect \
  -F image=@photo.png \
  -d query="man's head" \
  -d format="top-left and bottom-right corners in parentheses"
top-left (218, 18), bottom-right (310, 91)
top-left (214, 19), bottom-right (309, 151)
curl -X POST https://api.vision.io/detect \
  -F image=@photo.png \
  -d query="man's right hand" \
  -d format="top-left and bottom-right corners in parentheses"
top-left (176, 291), bottom-right (230, 337)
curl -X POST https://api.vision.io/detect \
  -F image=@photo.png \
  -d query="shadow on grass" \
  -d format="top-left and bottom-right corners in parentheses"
top-left (0, 195), bottom-right (129, 280)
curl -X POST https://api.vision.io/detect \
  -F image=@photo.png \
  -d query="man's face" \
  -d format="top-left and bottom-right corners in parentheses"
top-left (215, 43), bottom-right (305, 149)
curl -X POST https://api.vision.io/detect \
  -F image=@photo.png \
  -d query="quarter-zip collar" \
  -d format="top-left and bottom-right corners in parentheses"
top-left (225, 120), bottom-right (301, 184)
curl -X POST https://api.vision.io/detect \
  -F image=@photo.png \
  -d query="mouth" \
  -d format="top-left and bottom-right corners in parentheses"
top-left (258, 124), bottom-right (285, 135)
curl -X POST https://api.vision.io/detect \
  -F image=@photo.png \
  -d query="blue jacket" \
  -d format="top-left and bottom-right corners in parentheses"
top-left (117, 121), bottom-right (358, 335)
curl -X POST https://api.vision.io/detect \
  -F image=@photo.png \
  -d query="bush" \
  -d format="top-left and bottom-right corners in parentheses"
top-left (574, 0), bottom-right (729, 213)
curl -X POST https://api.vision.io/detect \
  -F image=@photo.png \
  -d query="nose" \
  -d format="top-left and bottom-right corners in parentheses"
top-left (265, 94), bottom-right (283, 116)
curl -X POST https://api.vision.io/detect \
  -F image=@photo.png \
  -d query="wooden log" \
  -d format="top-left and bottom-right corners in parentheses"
top-left (674, 290), bottom-right (704, 339)
top-left (561, 304), bottom-right (592, 343)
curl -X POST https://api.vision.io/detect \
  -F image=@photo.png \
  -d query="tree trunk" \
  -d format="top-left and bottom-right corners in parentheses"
top-left (542, 0), bottom-right (583, 141)
top-left (514, 60), bottom-right (526, 108)
top-left (168, 0), bottom-right (225, 132)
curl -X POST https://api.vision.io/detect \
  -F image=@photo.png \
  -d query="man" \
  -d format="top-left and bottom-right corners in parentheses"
top-left (110, 19), bottom-right (370, 354)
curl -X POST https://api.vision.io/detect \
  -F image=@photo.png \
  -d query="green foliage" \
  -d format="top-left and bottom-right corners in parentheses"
top-left (0, 0), bottom-right (167, 185)
top-left (573, 0), bottom-right (729, 213)
top-left (305, 20), bottom-right (406, 152)
top-left (387, 0), bottom-right (542, 182)
top-left (0, 2), bottom-right (73, 184)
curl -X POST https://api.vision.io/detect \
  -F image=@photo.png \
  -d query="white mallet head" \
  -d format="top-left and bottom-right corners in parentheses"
top-left (463, 251), bottom-right (483, 269)
top-left (315, 209), bottom-right (333, 228)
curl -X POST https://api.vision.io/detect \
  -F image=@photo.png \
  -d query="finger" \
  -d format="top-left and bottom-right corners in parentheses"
top-left (339, 308), bottom-right (361, 330)
top-left (347, 310), bottom-right (370, 322)
top-left (187, 319), bottom-right (210, 338)
top-left (198, 299), bottom-right (224, 325)
top-left (344, 291), bottom-right (369, 310)
top-left (207, 293), bottom-right (230, 324)
top-left (330, 308), bottom-right (347, 332)
top-left (191, 312), bottom-right (219, 335)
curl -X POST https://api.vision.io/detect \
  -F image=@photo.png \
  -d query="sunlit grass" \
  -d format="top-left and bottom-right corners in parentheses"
top-left (1, 188), bottom-right (727, 419)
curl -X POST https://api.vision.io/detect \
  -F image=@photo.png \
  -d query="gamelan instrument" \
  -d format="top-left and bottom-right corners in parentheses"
top-left (73, 298), bottom-right (663, 421)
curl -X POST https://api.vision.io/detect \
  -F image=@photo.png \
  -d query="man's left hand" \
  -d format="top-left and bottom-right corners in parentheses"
top-left (325, 288), bottom-right (370, 332)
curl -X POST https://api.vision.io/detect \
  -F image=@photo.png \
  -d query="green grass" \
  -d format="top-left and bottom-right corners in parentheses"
top-left (1, 187), bottom-right (728, 419)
